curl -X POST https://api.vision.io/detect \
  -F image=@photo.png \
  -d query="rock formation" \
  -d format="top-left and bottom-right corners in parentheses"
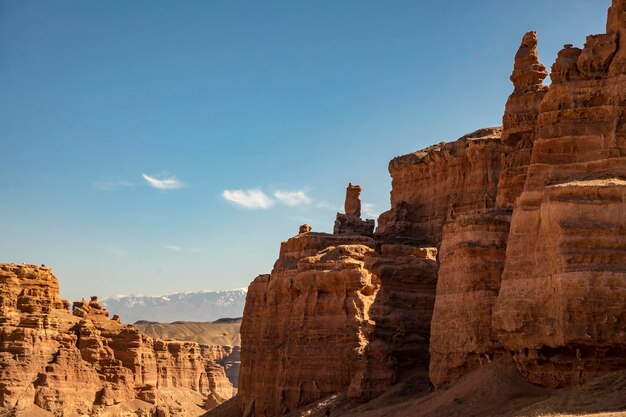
top-left (350, 244), bottom-right (438, 400)
top-left (493, 0), bottom-right (626, 387)
top-left (229, 2), bottom-right (626, 416)
top-left (202, 345), bottom-right (241, 389)
top-left (376, 128), bottom-right (503, 246)
top-left (344, 183), bottom-right (362, 217)
top-left (238, 233), bottom-right (377, 417)
top-left (334, 183), bottom-right (376, 236)
top-left (499, 31), bottom-right (548, 209)
top-left (7, 2), bottom-right (626, 417)
top-left (0, 263), bottom-right (234, 416)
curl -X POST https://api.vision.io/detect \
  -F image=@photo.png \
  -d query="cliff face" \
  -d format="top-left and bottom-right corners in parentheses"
top-left (232, 2), bottom-right (626, 415)
top-left (493, 0), bottom-right (626, 387)
top-left (376, 128), bottom-right (503, 246)
top-left (239, 233), bottom-right (378, 417)
top-left (0, 263), bottom-right (233, 416)
top-left (238, 129), bottom-right (507, 414)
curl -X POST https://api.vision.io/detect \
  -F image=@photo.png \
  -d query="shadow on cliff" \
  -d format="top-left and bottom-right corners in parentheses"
top-left (276, 355), bottom-right (626, 417)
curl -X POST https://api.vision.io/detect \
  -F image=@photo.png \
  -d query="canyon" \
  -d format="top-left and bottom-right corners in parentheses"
top-left (3, 2), bottom-right (626, 417)
top-left (213, 1), bottom-right (626, 416)
top-left (0, 263), bottom-right (235, 416)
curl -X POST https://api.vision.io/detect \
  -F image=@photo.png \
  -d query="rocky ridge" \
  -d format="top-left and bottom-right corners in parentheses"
top-left (0, 264), bottom-right (234, 416)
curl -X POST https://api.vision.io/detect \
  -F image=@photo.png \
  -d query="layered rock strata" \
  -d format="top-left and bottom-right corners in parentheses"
top-left (428, 30), bottom-right (548, 387)
top-left (238, 138), bottom-right (511, 412)
top-left (376, 128), bottom-right (504, 246)
top-left (0, 263), bottom-right (233, 416)
top-left (493, 0), bottom-right (626, 387)
top-left (349, 244), bottom-right (438, 400)
top-left (234, 4), bottom-right (626, 415)
top-left (201, 345), bottom-right (241, 388)
top-left (238, 231), bottom-right (378, 417)
top-left (429, 210), bottom-right (511, 386)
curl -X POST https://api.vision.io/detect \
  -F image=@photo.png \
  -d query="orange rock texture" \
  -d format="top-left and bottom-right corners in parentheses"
top-left (493, 0), bottom-right (626, 388)
top-left (233, 2), bottom-right (626, 415)
top-left (238, 232), bottom-right (378, 417)
top-left (0, 263), bottom-right (234, 416)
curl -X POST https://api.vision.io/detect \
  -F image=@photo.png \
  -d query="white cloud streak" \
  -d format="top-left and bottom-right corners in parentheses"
top-left (94, 179), bottom-right (135, 190)
top-left (273, 190), bottom-right (312, 206)
top-left (222, 189), bottom-right (274, 209)
top-left (163, 244), bottom-right (183, 252)
top-left (142, 173), bottom-right (184, 190)
top-left (315, 201), bottom-right (340, 211)
top-left (362, 202), bottom-right (380, 219)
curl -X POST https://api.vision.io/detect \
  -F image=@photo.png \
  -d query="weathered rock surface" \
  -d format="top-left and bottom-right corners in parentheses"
top-left (231, 4), bottom-right (626, 416)
top-left (493, 0), bottom-right (626, 388)
top-left (202, 345), bottom-right (241, 389)
top-left (0, 263), bottom-right (233, 416)
top-left (428, 30), bottom-right (549, 387)
top-left (498, 31), bottom-right (548, 210)
top-left (429, 210), bottom-right (510, 386)
top-left (334, 184), bottom-right (375, 236)
top-left (238, 233), bottom-right (378, 417)
top-left (376, 128), bottom-right (503, 246)
top-left (350, 244), bottom-right (438, 400)
top-left (133, 319), bottom-right (242, 388)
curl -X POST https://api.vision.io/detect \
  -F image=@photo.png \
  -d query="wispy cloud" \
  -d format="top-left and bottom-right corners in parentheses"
top-left (222, 189), bottom-right (274, 209)
top-left (162, 244), bottom-right (205, 253)
top-left (273, 190), bottom-right (312, 206)
top-left (315, 201), bottom-right (340, 211)
top-left (105, 245), bottom-right (129, 260)
top-left (142, 173), bottom-right (184, 190)
top-left (362, 202), bottom-right (380, 219)
top-left (94, 178), bottom-right (135, 190)
top-left (163, 244), bottom-right (183, 252)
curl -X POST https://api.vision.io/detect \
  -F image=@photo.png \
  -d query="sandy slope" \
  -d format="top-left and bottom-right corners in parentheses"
top-left (207, 355), bottom-right (626, 417)
top-left (135, 318), bottom-right (241, 346)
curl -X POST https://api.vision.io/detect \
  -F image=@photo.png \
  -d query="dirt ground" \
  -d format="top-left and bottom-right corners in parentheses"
top-left (207, 356), bottom-right (626, 417)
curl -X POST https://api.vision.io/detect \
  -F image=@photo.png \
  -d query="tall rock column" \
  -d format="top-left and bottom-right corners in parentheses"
top-left (608, 0), bottom-right (626, 75)
top-left (493, 4), bottom-right (626, 388)
top-left (497, 31), bottom-right (548, 209)
top-left (334, 183), bottom-right (375, 236)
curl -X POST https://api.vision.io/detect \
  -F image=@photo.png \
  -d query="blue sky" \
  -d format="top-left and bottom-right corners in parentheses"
top-left (0, 1), bottom-right (608, 300)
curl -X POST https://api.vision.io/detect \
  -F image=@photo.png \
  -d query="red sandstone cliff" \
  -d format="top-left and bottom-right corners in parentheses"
top-left (5, 2), bottom-right (626, 417)
top-left (227, 2), bottom-right (626, 416)
top-left (493, 0), bottom-right (626, 388)
top-left (238, 232), bottom-right (377, 417)
top-left (0, 263), bottom-right (233, 416)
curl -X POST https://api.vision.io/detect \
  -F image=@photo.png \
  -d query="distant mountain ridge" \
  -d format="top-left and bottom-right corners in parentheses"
top-left (101, 288), bottom-right (247, 323)
top-left (134, 318), bottom-right (242, 346)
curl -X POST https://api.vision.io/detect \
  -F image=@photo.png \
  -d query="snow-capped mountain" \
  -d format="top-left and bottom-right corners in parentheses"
top-left (101, 288), bottom-right (247, 324)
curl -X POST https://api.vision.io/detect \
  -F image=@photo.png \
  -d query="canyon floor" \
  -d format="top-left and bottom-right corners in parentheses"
top-left (208, 355), bottom-right (626, 417)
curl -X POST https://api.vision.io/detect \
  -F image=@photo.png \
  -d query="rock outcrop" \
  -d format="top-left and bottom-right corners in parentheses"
top-left (238, 233), bottom-right (377, 417)
top-left (0, 263), bottom-right (234, 416)
top-left (334, 183), bottom-right (376, 236)
top-left (493, 0), bottom-right (626, 387)
top-left (428, 31), bottom-right (547, 388)
top-left (202, 345), bottom-right (241, 389)
top-left (236, 128), bottom-right (512, 413)
top-left (8, 2), bottom-right (626, 417)
top-left (376, 128), bottom-right (503, 246)
top-left (229, 3), bottom-right (626, 416)
top-left (350, 244), bottom-right (438, 400)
